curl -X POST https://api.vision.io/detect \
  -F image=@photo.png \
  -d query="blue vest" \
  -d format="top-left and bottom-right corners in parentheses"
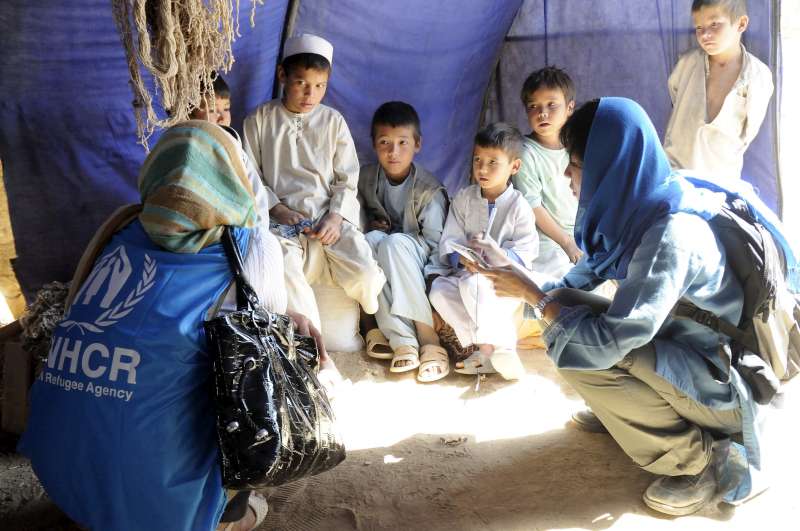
top-left (19, 220), bottom-right (251, 530)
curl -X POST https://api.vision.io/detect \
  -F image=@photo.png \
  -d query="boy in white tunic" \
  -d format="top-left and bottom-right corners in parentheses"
top-left (358, 102), bottom-right (450, 382)
top-left (429, 123), bottom-right (538, 380)
top-left (663, 0), bottom-right (773, 180)
top-left (243, 34), bottom-right (386, 330)
top-left (514, 66), bottom-right (581, 281)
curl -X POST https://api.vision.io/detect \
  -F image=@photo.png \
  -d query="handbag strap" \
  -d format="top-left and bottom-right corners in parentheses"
top-left (221, 226), bottom-right (261, 311)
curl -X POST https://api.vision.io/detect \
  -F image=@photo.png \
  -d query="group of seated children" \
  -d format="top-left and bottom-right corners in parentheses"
top-left (194, 0), bottom-right (773, 384)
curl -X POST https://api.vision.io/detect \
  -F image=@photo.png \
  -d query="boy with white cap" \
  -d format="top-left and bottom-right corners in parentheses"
top-left (243, 34), bottom-right (386, 330)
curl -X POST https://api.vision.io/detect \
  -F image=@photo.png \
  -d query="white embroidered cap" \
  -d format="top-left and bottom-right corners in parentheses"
top-left (282, 34), bottom-right (333, 66)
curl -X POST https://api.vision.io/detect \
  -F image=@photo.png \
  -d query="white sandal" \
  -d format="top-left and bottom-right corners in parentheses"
top-left (389, 345), bottom-right (420, 373)
top-left (417, 345), bottom-right (449, 383)
top-left (366, 328), bottom-right (393, 360)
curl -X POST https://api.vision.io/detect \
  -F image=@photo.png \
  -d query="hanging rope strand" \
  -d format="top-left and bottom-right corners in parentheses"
top-left (112, 0), bottom-right (262, 149)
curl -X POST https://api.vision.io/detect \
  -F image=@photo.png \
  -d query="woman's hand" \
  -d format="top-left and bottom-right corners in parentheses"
top-left (286, 309), bottom-right (342, 397)
top-left (466, 260), bottom-right (545, 305)
top-left (286, 309), bottom-right (329, 364)
top-left (468, 234), bottom-right (512, 267)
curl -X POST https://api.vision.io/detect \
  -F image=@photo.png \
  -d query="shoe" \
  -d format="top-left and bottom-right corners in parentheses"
top-left (642, 457), bottom-right (718, 515)
top-left (571, 409), bottom-right (608, 434)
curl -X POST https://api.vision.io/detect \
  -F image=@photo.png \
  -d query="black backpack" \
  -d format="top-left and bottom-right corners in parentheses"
top-left (672, 198), bottom-right (800, 404)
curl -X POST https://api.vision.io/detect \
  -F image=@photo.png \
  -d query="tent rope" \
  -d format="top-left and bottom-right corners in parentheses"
top-left (112, 0), bottom-right (262, 149)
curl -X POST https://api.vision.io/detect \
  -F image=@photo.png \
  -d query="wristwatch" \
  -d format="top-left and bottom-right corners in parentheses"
top-left (529, 293), bottom-right (556, 322)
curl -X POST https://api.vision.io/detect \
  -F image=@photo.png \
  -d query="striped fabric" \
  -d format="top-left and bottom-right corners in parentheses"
top-left (138, 120), bottom-right (256, 253)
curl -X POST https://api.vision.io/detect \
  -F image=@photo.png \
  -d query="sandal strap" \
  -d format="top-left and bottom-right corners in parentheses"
top-left (366, 328), bottom-right (389, 349)
top-left (419, 345), bottom-right (448, 363)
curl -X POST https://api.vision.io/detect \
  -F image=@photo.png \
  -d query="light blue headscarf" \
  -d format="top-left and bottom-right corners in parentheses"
top-left (576, 97), bottom-right (799, 291)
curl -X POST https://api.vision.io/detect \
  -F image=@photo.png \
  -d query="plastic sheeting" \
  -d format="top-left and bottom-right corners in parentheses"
top-left (486, 0), bottom-right (779, 212)
top-left (0, 1), bottom-right (781, 300)
top-left (0, 1), bottom-right (289, 300)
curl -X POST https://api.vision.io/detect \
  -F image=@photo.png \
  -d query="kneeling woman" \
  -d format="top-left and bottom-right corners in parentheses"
top-left (474, 97), bottom-right (793, 515)
top-left (19, 121), bottom-right (329, 530)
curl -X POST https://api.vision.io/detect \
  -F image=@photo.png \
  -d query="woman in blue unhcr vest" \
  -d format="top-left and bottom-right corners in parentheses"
top-left (470, 97), bottom-right (797, 516)
top-left (18, 120), bottom-right (320, 530)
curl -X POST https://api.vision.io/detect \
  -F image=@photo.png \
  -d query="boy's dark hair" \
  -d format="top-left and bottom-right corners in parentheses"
top-left (474, 122), bottom-right (524, 160)
top-left (691, 0), bottom-right (747, 19)
top-left (370, 101), bottom-right (422, 142)
top-left (281, 53), bottom-right (331, 77)
top-left (520, 66), bottom-right (576, 105)
top-left (211, 73), bottom-right (230, 100)
top-left (560, 99), bottom-right (600, 162)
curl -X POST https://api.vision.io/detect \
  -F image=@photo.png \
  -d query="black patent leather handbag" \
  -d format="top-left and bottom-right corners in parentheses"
top-left (204, 227), bottom-right (345, 489)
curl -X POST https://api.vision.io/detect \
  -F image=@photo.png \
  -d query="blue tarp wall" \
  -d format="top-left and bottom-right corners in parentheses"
top-left (0, 1), bottom-right (780, 300)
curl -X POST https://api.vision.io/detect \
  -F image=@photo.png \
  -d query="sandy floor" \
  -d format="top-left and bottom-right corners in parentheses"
top-left (2, 346), bottom-right (798, 531)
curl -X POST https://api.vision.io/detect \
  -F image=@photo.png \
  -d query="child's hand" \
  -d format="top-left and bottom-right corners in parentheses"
top-left (368, 219), bottom-right (390, 233)
top-left (560, 237), bottom-right (583, 264)
top-left (468, 234), bottom-right (512, 267)
top-left (270, 203), bottom-right (307, 227)
top-left (310, 211), bottom-right (343, 245)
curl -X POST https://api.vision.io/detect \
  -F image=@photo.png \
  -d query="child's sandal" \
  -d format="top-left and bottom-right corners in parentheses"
top-left (417, 345), bottom-right (449, 383)
top-left (389, 345), bottom-right (420, 373)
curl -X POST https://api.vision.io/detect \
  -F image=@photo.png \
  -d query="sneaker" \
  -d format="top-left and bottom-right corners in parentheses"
top-left (571, 409), bottom-right (609, 434)
top-left (642, 456), bottom-right (718, 515)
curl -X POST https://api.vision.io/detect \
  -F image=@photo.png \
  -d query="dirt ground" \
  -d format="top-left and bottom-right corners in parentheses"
top-left (1, 346), bottom-right (798, 531)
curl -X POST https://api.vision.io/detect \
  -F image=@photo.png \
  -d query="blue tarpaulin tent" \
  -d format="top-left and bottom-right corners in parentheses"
top-left (0, 1), bottom-right (782, 300)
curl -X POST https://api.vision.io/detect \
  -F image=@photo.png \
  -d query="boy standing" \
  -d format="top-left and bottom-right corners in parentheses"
top-left (358, 102), bottom-right (450, 382)
top-left (514, 67), bottom-right (581, 281)
top-left (664, 0), bottom-right (773, 180)
top-left (429, 123), bottom-right (538, 381)
top-left (243, 34), bottom-right (385, 330)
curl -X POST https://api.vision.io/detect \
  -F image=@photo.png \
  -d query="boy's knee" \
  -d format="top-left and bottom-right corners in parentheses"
top-left (377, 233), bottom-right (413, 260)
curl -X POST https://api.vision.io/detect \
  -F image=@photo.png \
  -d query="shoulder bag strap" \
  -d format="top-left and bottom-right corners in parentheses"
top-left (221, 226), bottom-right (261, 311)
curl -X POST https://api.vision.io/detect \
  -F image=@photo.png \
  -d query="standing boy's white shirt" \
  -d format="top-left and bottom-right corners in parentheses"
top-left (663, 45), bottom-right (773, 180)
top-left (242, 100), bottom-right (361, 224)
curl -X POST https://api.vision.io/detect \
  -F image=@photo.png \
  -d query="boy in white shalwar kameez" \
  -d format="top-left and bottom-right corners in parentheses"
top-left (358, 102), bottom-right (451, 382)
top-left (430, 123), bottom-right (538, 380)
top-left (243, 34), bottom-right (386, 330)
top-left (663, 0), bottom-right (773, 180)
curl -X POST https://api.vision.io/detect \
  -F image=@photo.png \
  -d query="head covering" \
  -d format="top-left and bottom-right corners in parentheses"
top-left (138, 120), bottom-right (256, 253)
top-left (575, 97), bottom-right (725, 279)
top-left (283, 34), bottom-right (333, 65)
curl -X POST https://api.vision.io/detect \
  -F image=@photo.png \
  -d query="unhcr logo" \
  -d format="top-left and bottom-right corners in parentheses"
top-left (61, 245), bottom-right (158, 334)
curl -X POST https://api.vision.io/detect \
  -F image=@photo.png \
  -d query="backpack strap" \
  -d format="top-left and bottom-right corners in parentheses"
top-left (672, 300), bottom-right (759, 354)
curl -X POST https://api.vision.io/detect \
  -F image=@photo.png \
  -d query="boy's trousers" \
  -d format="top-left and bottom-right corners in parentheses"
top-left (552, 288), bottom-right (742, 477)
top-left (275, 221), bottom-right (385, 331)
top-left (365, 230), bottom-right (433, 350)
top-left (429, 271), bottom-right (519, 350)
